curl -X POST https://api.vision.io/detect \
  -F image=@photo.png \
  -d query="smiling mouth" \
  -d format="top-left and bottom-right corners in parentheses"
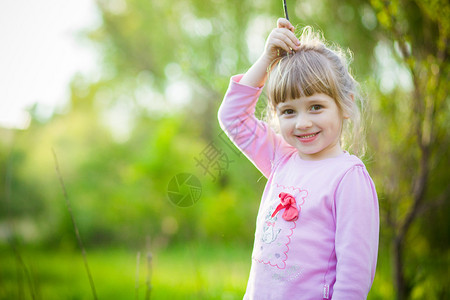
top-left (296, 132), bottom-right (320, 139)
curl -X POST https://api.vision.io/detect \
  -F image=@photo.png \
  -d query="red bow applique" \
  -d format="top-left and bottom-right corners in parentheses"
top-left (271, 192), bottom-right (299, 221)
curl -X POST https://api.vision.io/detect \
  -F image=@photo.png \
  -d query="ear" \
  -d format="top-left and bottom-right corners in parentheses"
top-left (343, 94), bottom-right (354, 119)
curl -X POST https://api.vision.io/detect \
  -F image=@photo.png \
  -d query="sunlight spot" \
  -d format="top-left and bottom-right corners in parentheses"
top-left (100, 97), bottom-right (135, 143)
top-left (374, 42), bottom-right (413, 94)
top-left (181, 13), bottom-right (212, 38)
top-left (361, 5), bottom-right (377, 30)
top-left (165, 81), bottom-right (192, 108)
top-left (246, 15), bottom-right (272, 62)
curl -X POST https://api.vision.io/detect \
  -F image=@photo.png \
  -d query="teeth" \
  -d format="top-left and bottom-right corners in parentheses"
top-left (299, 133), bottom-right (317, 138)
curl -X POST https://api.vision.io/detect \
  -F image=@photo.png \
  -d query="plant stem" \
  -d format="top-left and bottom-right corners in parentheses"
top-left (135, 251), bottom-right (141, 300)
top-left (145, 252), bottom-right (152, 300)
top-left (52, 148), bottom-right (98, 300)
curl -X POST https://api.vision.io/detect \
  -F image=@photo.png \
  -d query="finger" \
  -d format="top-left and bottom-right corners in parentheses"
top-left (273, 28), bottom-right (300, 49)
top-left (277, 18), bottom-right (295, 33)
top-left (272, 39), bottom-right (294, 55)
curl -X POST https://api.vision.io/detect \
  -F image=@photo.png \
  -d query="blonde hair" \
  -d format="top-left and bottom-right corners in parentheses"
top-left (266, 26), bottom-right (366, 157)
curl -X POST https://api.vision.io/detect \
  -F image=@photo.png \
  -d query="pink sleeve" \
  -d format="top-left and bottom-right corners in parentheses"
top-left (217, 75), bottom-right (290, 178)
top-left (332, 165), bottom-right (379, 299)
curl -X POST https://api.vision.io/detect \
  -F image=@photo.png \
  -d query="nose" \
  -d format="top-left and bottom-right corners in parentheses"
top-left (295, 113), bottom-right (312, 130)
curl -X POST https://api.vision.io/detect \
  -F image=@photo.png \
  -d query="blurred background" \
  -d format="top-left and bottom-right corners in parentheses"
top-left (0, 0), bottom-right (448, 299)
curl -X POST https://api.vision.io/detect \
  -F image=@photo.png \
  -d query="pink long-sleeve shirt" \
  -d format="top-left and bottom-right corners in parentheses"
top-left (218, 75), bottom-right (379, 299)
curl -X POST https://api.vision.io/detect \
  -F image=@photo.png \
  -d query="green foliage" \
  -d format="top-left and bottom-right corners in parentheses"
top-left (1, 0), bottom-right (448, 298)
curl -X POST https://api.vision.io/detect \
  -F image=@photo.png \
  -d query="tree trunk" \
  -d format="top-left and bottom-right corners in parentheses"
top-left (393, 236), bottom-right (408, 300)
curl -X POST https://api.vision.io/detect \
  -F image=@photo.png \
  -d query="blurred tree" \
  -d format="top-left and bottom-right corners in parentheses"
top-left (369, 0), bottom-right (449, 299)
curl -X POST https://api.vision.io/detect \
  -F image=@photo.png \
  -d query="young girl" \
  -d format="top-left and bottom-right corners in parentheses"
top-left (218, 18), bottom-right (379, 299)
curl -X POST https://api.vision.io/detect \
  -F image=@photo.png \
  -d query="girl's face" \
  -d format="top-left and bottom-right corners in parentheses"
top-left (276, 93), bottom-right (346, 160)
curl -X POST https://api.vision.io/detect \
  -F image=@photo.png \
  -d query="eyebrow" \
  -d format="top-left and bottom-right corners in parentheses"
top-left (303, 97), bottom-right (331, 104)
top-left (277, 98), bottom-right (330, 108)
top-left (305, 99), bottom-right (330, 105)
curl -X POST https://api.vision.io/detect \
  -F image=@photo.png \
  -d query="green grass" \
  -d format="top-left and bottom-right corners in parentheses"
top-left (0, 242), bottom-right (251, 300)
top-left (3, 240), bottom-right (431, 300)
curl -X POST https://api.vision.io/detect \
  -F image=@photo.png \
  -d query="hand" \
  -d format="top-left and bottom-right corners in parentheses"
top-left (262, 18), bottom-right (300, 63)
top-left (239, 18), bottom-right (300, 88)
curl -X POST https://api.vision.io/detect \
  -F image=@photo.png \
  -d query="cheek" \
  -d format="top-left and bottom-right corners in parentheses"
top-left (326, 115), bottom-right (344, 135)
top-left (278, 118), bottom-right (293, 134)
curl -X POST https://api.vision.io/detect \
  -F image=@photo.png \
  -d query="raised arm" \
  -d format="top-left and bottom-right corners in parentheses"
top-left (217, 19), bottom-right (300, 177)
